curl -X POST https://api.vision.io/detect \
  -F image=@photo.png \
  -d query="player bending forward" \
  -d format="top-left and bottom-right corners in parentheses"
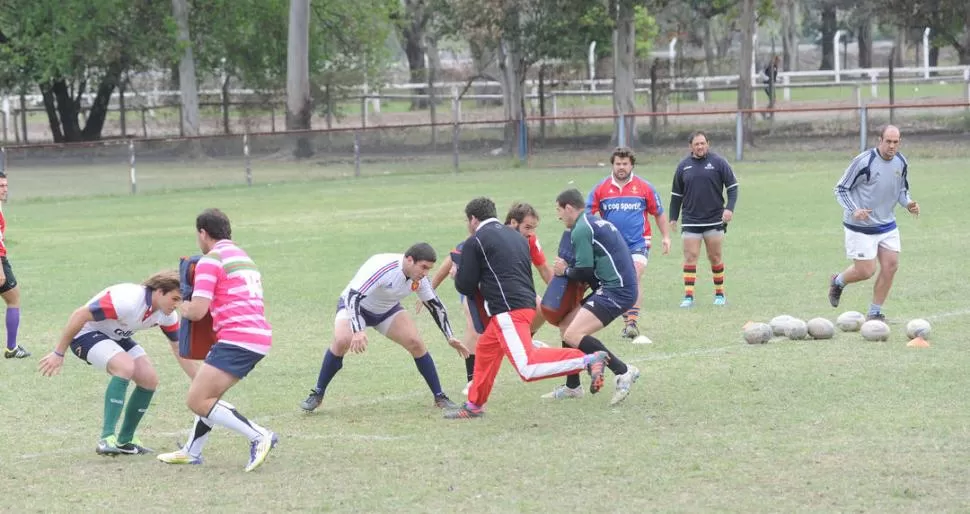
top-left (425, 202), bottom-right (553, 396)
top-left (39, 271), bottom-right (185, 456)
top-left (300, 243), bottom-right (468, 413)
top-left (157, 208), bottom-right (277, 472)
top-left (443, 197), bottom-right (609, 419)
top-left (543, 189), bottom-right (640, 405)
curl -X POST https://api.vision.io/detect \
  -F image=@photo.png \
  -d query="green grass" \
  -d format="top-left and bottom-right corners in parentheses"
top-left (1, 149), bottom-right (969, 512)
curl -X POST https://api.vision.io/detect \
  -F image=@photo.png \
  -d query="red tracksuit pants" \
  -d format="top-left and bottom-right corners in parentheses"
top-left (468, 308), bottom-right (587, 408)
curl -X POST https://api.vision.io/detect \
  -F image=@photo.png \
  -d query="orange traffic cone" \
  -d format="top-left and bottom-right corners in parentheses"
top-left (906, 336), bottom-right (930, 348)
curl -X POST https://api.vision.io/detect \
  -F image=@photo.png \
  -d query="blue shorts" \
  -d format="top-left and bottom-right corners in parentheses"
top-left (70, 331), bottom-right (145, 370)
top-left (630, 246), bottom-right (649, 263)
top-left (204, 342), bottom-right (265, 379)
top-left (336, 297), bottom-right (403, 328)
top-left (581, 286), bottom-right (636, 326)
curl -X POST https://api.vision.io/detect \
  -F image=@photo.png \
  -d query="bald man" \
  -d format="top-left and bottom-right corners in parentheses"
top-left (829, 125), bottom-right (920, 321)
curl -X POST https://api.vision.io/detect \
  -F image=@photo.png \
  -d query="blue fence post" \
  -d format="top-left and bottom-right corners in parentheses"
top-left (618, 113), bottom-right (627, 147)
top-left (128, 140), bottom-right (137, 194)
top-left (518, 117), bottom-right (527, 164)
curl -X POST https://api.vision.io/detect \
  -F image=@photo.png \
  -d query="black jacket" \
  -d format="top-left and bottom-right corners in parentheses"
top-left (454, 218), bottom-right (536, 316)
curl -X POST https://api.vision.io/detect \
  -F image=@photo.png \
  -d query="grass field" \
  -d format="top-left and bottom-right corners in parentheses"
top-left (0, 147), bottom-right (969, 513)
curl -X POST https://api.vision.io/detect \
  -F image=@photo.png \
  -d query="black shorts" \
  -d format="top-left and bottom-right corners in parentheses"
top-left (681, 223), bottom-right (727, 236)
top-left (581, 286), bottom-right (636, 327)
top-left (0, 256), bottom-right (17, 294)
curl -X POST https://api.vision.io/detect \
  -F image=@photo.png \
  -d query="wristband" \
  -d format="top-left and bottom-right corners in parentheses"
top-left (53, 350), bottom-right (65, 357)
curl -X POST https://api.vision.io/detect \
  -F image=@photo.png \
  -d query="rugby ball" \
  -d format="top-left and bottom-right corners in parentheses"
top-left (860, 319), bottom-right (891, 341)
top-left (769, 315), bottom-right (796, 336)
top-left (807, 317), bottom-right (836, 339)
top-left (836, 311), bottom-right (866, 332)
top-left (905, 319), bottom-right (931, 339)
top-left (742, 322), bottom-right (772, 344)
top-left (784, 318), bottom-right (809, 340)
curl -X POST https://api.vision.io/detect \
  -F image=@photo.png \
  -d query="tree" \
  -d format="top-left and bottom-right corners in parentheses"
top-left (612, 0), bottom-right (637, 147)
top-left (436, 0), bottom-right (608, 151)
top-left (0, 0), bottom-right (173, 142)
top-left (739, 0), bottom-right (756, 138)
top-left (398, 0), bottom-right (433, 109)
top-left (286, 0), bottom-right (313, 158)
top-left (172, 0), bottom-right (200, 137)
top-left (882, 0), bottom-right (970, 64)
top-left (779, 0), bottom-right (799, 70)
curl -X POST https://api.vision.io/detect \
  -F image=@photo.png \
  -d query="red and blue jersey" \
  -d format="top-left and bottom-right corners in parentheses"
top-left (586, 175), bottom-right (663, 250)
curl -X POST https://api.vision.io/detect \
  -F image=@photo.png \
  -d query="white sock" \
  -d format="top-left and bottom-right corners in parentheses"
top-left (205, 403), bottom-right (263, 442)
top-left (184, 416), bottom-right (212, 458)
top-left (218, 400), bottom-right (268, 433)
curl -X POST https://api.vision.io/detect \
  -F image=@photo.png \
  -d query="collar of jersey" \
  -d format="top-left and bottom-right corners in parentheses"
top-left (610, 174), bottom-right (636, 190)
top-left (476, 218), bottom-right (501, 231)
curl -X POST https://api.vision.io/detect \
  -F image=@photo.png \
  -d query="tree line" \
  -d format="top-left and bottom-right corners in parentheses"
top-left (0, 0), bottom-right (967, 147)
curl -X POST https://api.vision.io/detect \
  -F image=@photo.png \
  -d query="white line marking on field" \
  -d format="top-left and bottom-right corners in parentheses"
top-left (626, 345), bottom-right (736, 363)
top-left (925, 309), bottom-right (970, 322)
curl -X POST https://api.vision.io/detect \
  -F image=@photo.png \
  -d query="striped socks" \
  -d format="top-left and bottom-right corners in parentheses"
top-left (712, 263), bottom-right (725, 298)
top-left (683, 264), bottom-right (697, 300)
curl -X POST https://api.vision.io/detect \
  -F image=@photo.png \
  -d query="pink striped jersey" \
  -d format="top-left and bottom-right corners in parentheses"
top-left (192, 239), bottom-right (272, 354)
top-left (80, 283), bottom-right (180, 342)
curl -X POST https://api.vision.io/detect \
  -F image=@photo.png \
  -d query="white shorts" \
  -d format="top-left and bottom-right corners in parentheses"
top-left (844, 227), bottom-right (901, 260)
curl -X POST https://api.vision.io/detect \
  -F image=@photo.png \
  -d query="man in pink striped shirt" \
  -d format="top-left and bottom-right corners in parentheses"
top-left (157, 208), bottom-right (277, 472)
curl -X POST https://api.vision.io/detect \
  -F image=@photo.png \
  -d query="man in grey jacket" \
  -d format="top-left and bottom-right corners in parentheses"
top-left (829, 125), bottom-right (920, 320)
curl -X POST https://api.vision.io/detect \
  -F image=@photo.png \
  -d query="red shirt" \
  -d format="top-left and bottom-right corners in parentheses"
top-left (527, 233), bottom-right (546, 267)
top-left (0, 209), bottom-right (8, 257)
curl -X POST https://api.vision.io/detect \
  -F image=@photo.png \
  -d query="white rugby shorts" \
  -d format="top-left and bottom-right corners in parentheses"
top-left (844, 227), bottom-right (900, 260)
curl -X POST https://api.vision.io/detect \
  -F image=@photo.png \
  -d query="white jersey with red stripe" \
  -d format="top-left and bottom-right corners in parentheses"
top-left (340, 253), bottom-right (435, 314)
top-left (78, 283), bottom-right (180, 342)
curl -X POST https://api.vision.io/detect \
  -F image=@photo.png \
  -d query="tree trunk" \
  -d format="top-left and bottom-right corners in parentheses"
top-left (819, 5), bottom-right (837, 70)
top-left (738, 0), bottom-right (756, 145)
top-left (781, 0), bottom-right (798, 71)
top-left (857, 21), bottom-right (872, 69)
top-left (81, 65), bottom-right (123, 141)
top-left (957, 45), bottom-right (970, 65)
top-left (50, 80), bottom-right (83, 141)
top-left (403, 15), bottom-right (428, 109)
top-left (172, 0), bottom-right (200, 138)
top-left (703, 21), bottom-right (717, 75)
top-left (221, 75), bottom-right (231, 134)
top-left (893, 27), bottom-right (906, 67)
top-left (612, 0), bottom-right (637, 147)
top-left (497, 40), bottom-right (524, 155)
top-left (40, 84), bottom-right (64, 143)
top-left (286, 0), bottom-right (313, 158)
top-left (928, 45), bottom-right (940, 70)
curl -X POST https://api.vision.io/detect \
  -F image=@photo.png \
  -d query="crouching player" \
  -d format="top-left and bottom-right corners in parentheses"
top-left (543, 189), bottom-right (641, 405)
top-left (300, 243), bottom-right (468, 413)
top-left (38, 271), bottom-right (184, 456)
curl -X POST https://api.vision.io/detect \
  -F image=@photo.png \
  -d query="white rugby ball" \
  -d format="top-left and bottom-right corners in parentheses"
top-left (860, 319), bottom-right (891, 341)
top-left (905, 319), bottom-right (931, 339)
top-left (784, 318), bottom-right (809, 340)
top-left (770, 315), bottom-right (796, 336)
top-left (742, 322), bottom-right (772, 344)
top-left (807, 317), bottom-right (836, 339)
top-left (836, 311), bottom-right (866, 332)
